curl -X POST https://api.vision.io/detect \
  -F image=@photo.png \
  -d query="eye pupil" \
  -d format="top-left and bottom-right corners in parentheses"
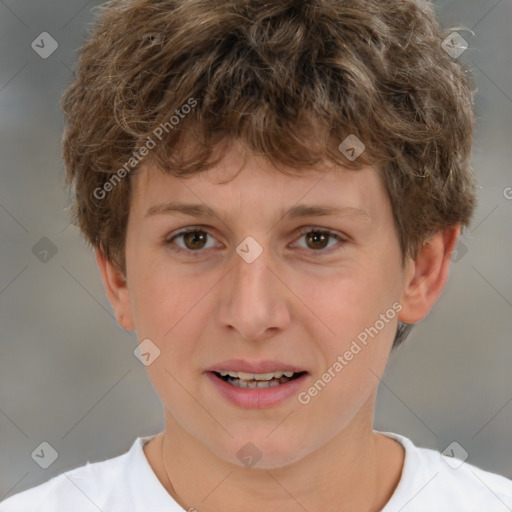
top-left (184, 231), bottom-right (207, 250)
top-left (306, 231), bottom-right (329, 250)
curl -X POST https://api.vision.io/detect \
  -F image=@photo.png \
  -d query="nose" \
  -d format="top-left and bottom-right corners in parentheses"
top-left (216, 239), bottom-right (291, 342)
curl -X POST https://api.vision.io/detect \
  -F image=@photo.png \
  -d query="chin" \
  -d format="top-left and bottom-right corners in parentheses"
top-left (213, 433), bottom-right (309, 470)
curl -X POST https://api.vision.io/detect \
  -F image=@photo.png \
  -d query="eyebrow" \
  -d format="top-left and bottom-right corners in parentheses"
top-left (145, 201), bottom-right (372, 222)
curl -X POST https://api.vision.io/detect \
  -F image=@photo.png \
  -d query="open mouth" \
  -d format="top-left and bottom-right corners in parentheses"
top-left (212, 370), bottom-right (308, 389)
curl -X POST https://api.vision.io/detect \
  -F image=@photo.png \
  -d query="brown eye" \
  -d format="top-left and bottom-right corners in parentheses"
top-left (167, 228), bottom-right (218, 255)
top-left (305, 231), bottom-right (331, 250)
top-left (293, 227), bottom-right (346, 254)
top-left (182, 230), bottom-right (208, 250)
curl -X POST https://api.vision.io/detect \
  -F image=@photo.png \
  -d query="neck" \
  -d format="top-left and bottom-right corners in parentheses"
top-left (144, 395), bottom-right (404, 512)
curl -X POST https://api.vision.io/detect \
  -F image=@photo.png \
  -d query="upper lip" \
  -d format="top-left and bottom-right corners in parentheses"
top-left (205, 359), bottom-right (307, 374)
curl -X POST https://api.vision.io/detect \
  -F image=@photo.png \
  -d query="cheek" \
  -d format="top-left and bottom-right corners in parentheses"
top-left (129, 252), bottom-right (180, 331)
top-left (299, 260), bottom-right (400, 396)
top-left (301, 307), bottom-right (397, 430)
top-left (303, 261), bottom-right (397, 337)
top-left (129, 257), bottom-right (219, 359)
top-left (128, 261), bottom-right (215, 403)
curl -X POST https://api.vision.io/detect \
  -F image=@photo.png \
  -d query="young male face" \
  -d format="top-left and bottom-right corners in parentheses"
top-left (98, 139), bottom-right (457, 469)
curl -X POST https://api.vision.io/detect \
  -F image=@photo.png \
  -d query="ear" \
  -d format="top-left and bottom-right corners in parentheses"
top-left (95, 248), bottom-right (135, 331)
top-left (398, 224), bottom-right (461, 324)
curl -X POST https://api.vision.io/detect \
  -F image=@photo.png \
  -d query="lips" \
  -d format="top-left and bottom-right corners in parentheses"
top-left (204, 359), bottom-right (310, 408)
top-left (204, 359), bottom-right (307, 374)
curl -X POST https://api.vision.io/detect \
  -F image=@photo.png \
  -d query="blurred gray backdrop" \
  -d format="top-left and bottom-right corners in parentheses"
top-left (1, 0), bottom-right (511, 500)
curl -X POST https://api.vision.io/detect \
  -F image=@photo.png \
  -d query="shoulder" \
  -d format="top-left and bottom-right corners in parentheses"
top-left (0, 440), bottom-right (137, 512)
top-left (381, 431), bottom-right (512, 512)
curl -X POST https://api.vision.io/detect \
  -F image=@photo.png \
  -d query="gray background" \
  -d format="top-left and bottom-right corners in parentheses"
top-left (1, 0), bottom-right (511, 500)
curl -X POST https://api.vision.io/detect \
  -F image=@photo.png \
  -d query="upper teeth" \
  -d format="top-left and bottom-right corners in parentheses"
top-left (218, 370), bottom-right (295, 381)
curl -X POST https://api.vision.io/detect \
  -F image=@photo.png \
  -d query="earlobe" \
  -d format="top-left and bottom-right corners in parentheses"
top-left (95, 248), bottom-right (135, 331)
top-left (398, 225), bottom-right (461, 324)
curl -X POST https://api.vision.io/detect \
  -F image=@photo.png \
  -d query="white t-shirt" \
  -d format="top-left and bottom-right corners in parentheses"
top-left (1, 431), bottom-right (511, 511)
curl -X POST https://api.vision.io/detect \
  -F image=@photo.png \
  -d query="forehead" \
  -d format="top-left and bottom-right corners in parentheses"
top-left (130, 143), bottom-right (390, 226)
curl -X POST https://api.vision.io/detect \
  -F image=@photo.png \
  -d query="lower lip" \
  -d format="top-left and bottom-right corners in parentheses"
top-left (205, 371), bottom-right (309, 409)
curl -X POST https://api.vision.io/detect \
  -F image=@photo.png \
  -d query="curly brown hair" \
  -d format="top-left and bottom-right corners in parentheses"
top-left (61, 0), bottom-right (478, 348)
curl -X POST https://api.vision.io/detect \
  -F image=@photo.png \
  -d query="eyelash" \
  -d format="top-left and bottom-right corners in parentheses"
top-left (165, 226), bottom-right (348, 257)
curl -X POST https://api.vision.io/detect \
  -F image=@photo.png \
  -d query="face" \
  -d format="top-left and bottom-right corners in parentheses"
top-left (100, 140), bottom-right (449, 469)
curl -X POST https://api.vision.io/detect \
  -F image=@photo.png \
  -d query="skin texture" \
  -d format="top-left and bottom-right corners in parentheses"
top-left (96, 140), bottom-right (460, 512)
